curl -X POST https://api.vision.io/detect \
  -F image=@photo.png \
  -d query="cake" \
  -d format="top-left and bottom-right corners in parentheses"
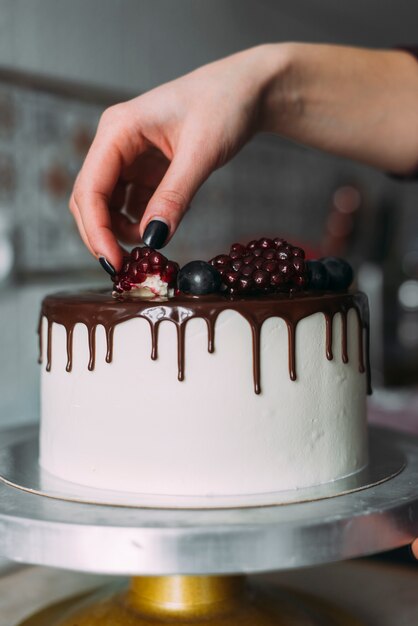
top-left (38, 238), bottom-right (370, 502)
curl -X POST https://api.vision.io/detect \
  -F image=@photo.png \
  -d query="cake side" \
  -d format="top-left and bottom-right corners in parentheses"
top-left (39, 290), bottom-right (369, 497)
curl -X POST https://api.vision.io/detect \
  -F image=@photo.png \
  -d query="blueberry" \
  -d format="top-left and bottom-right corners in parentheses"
top-left (177, 261), bottom-right (222, 295)
top-left (320, 257), bottom-right (354, 290)
top-left (307, 260), bottom-right (329, 290)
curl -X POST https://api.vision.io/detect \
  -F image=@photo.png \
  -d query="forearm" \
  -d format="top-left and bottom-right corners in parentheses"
top-left (258, 43), bottom-right (418, 175)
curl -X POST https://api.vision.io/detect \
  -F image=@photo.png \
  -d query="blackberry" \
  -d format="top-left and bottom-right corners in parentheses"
top-left (320, 257), bottom-right (354, 291)
top-left (306, 260), bottom-right (329, 290)
top-left (306, 258), bottom-right (354, 291)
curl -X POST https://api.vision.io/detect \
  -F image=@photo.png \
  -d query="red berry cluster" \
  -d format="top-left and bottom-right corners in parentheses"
top-left (113, 247), bottom-right (179, 293)
top-left (209, 237), bottom-right (307, 296)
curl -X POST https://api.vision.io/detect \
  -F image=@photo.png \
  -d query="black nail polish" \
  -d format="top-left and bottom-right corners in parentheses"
top-left (143, 220), bottom-right (169, 249)
top-left (99, 256), bottom-right (116, 277)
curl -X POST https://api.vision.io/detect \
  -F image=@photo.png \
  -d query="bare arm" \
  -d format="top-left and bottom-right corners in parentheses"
top-left (70, 43), bottom-right (418, 269)
top-left (261, 43), bottom-right (418, 175)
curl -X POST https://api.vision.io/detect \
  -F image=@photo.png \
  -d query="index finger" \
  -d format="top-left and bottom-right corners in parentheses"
top-left (72, 107), bottom-right (143, 270)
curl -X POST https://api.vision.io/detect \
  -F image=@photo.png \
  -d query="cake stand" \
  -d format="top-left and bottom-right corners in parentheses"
top-left (0, 424), bottom-right (417, 626)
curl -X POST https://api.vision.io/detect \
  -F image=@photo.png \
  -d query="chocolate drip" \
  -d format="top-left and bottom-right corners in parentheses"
top-left (341, 310), bottom-right (349, 364)
top-left (365, 326), bottom-right (372, 395)
top-left (65, 325), bottom-right (74, 372)
top-left (87, 325), bottom-right (96, 371)
top-left (286, 321), bottom-right (297, 382)
top-left (38, 289), bottom-right (372, 395)
top-left (250, 322), bottom-right (262, 394)
top-left (355, 309), bottom-right (365, 374)
top-left (46, 319), bottom-right (52, 372)
top-left (149, 320), bottom-right (160, 360)
top-left (105, 326), bottom-right (114, 363)
top-left (325, 313), bottom-right (333, 360)
top-left (176, 323), bottom-right (186, 381)
top-left (205, 317), bottom-right (216, 354)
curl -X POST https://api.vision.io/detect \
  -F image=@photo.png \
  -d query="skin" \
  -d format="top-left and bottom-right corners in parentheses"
top-left (70, 43), bottom-right (418, 269)
top-left (70, 42), bottom-right (418, 555)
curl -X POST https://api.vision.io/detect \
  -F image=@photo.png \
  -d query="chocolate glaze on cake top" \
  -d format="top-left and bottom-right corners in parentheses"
top-left (39, 289), bottom-right (371, 395)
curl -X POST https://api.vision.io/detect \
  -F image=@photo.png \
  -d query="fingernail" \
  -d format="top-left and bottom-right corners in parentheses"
top-left (143, 219), bottom-right (169, 249)
top-left (98, 256), bottom-right (116, 277)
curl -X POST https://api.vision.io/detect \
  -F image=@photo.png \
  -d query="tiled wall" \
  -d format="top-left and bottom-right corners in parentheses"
top-left (0, 82), bottom-right (100, 274)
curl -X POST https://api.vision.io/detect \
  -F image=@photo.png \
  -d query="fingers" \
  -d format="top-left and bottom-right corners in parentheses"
top-left (69, 192), bottom-right (95, 256)
top-left (110, 211), bottom-right (141, 245)
top-left (125, 184), bottom-right (154, 220)
top-left (71, 99), bottom-right (214, 258)
top-left (74, 184), bottom-right (125, 269)
top-left (139, 147), bottom-right (212, 246)
top-left (109, 185), bottom-right (155, 244)
top-left (412, 540), bottom-right (418, 559)
top-left (109, 180), bottom-right (128, 212)
top-left (71, 105), bottom-right (143, 269)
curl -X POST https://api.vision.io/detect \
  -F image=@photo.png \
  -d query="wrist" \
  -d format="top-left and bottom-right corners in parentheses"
top-left (253, 42), bottom-right (301, 134)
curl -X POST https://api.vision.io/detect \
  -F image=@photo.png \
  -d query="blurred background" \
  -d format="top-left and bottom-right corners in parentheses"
top-left (0, 0), bottom-right (418, 427)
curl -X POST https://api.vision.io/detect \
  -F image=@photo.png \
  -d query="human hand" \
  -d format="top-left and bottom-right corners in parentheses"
top-left (69, 44), bottom-right (282, 270)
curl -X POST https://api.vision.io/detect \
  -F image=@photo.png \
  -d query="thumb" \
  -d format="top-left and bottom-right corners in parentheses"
top-left (140, 150), bottom-right (211, 248)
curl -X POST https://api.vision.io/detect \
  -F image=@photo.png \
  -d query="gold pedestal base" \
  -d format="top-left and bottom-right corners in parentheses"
top-left (19, 575), bottom-right (363, 626)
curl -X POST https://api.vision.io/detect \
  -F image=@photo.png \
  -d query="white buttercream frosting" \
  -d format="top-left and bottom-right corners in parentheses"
top-left (40, 308), bottom-right (368, 498)
top-left (113, 274), bottom-right (173, 298)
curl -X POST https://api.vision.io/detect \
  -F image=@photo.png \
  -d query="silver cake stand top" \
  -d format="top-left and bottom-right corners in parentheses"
top-left (0, 424), bottom-right (417, 576)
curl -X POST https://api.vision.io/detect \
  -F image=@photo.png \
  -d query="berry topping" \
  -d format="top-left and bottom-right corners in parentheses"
top-left (177, 261), bottom-right (222, 295)
top-left (112, 247), bottom-right (179, 298)
top-left (209, 237), bottom-right (308, 296)
top-left (230, 243), bottom-right (246, 256)
top-left (320, 257), bottom-right (354, 291)
top-left (148, 250), bottom-right (166, 269)
top-left (306, 258), bottom-right (354, 291)
top-left (258, 237), bottom-right (274, 249)
top-left (306, 260), bottom-right (329, 290)
top-left (161, 261), bottom-right (179, 284)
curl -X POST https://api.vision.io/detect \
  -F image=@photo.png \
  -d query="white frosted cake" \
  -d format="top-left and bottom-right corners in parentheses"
top-left (38, 239), bottom-right (370, 502)
top-left (40, 236), bottom-right (368, 496)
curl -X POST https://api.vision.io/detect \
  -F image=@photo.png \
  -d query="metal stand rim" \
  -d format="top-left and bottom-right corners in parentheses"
top-left (0, 425), bottom-right (417, 575)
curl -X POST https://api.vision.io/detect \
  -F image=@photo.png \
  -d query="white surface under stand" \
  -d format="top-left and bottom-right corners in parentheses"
top-left (0, 424), bottom-right (417, 625)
